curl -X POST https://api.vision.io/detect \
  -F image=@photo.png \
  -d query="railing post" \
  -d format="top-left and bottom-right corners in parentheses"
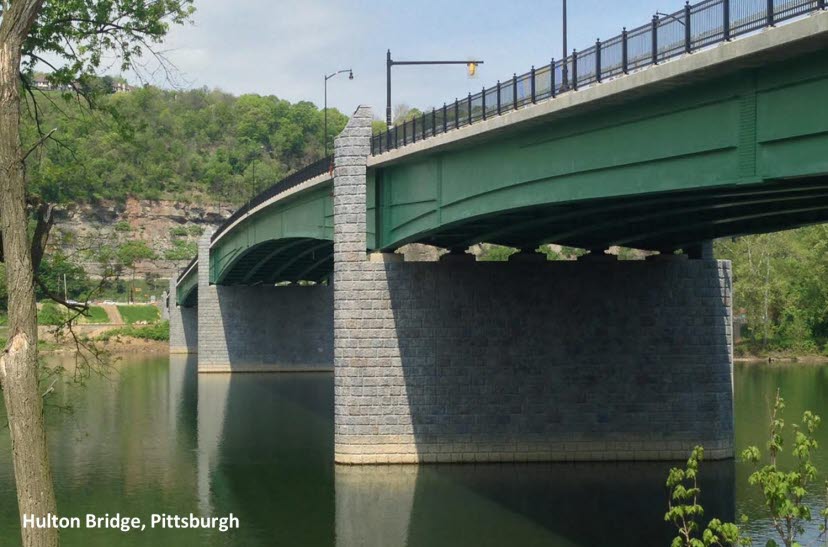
top-left (422, 112), bottom-right (427, 138)
top-left (572, 49), bottom-right (578, 91)
top-left (652, 15), bottom-right (659, 64)
top-left (442, 103), bottom-right (447, 133)
top-left (454, 98), bottom-right (459, 129)
top-left (403, 119), bottom-right (407, 144)
top-left (767, 0), bottom-right (774, 26)
top-left (496, 80), bottom-right (501, 115)
top-left (412, 117), bottom-right (416, 143)
top-left (723, 0), bottom-right (731, 41)
top-left (482, 87), bottom-right (487, 120)
top-left (595, 39), bottom-right (602, 83)
top-left (685, 2), bottom-right (692, 53)
top-left (622, 27), bottom-right (629, 73)
top-left (378, 133), bottom-right (382, 154)
top-left (551, 58), bottom-right (557, 97)
top-left (431, 108), bottom-right (436, 136)
top-left (513, 73), bottom-right (518, 110)
top-left (394, 125), bottom-right (398, 149)
top-left (468, 93), bottom-right (472, 125)
top-left (530, 66), bottom-right (536, 103)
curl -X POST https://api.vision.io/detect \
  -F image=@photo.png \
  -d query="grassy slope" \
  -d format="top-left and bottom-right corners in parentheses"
top-left (116, 305), bottom-right (160, 324)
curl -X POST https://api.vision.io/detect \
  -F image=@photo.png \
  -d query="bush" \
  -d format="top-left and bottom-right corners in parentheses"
top-left (38, 302), bottom-right (67, 326)
top-left (98, 321), bottom-right (169, 342)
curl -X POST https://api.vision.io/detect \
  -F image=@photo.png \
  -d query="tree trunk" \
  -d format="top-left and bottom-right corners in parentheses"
top-left (0, 39), bottom-right (59, 547)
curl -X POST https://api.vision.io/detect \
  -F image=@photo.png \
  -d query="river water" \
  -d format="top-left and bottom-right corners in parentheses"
top-left (1, 356), bottom-right (827, 546)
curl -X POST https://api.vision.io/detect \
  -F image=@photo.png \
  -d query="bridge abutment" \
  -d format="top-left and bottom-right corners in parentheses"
top-left (168, 277), bottom-right (198, 354)
top-left (196, 232), bottom-right (334, 373)
top-left (333, 106), bottom-right (734, 464)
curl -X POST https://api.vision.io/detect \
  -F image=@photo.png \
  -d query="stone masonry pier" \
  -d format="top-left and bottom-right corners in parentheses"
top-left (332, 107), bottom-right (734, 464)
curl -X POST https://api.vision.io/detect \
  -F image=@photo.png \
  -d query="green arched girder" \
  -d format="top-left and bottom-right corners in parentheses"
top-left (211, 185), bottom-right (333, 285)
top-left (368, 50), bottom-right (828, 252)
top-left (176, 265), bottom-right (198, 307)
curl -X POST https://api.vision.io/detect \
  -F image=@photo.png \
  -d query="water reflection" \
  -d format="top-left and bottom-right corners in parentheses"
top-left (1, 357), bottom-right (825, 546)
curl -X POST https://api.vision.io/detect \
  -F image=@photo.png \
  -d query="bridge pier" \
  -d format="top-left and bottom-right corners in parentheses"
top-left (333, 106), bottom-right (733, 464)
top-left (168, 277), bottom-right (198, 354)
top-left (195, 232), bottom-right (334, 373)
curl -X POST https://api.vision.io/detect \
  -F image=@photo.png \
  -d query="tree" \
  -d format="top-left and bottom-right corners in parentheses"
top-left (116, 240), bottom-right (155, 303)
top-left (741, 389), bottom-right (828, 547)
top-left (0, 2), bottom-right (193, 546)
top-left (664, 446), bottom-right (747, 547)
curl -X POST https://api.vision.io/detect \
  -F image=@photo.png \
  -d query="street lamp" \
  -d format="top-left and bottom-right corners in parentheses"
top-left (561, 0), bottom-right (569, 90)
top-left (324, 68), bottom-right (353, 158)
top-left (386, 50), bottom-right (483, 128)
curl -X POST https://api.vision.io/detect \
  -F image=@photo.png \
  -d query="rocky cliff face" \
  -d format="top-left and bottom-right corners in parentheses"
top-left (52, 197), bottom-right (231, 277)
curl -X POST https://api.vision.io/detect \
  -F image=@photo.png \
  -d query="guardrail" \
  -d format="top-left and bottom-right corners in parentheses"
top-left (370, 0), bottom-right (824, 155)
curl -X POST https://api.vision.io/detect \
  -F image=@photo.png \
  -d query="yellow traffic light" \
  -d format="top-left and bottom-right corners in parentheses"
top-left (467, 62), bottom-right (477, 77)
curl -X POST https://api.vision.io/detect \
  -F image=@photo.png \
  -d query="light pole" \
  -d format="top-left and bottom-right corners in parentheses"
top-left (324, 68), bottom-right (353, 158)
top-left (386, 50), bottom-right (483, 128)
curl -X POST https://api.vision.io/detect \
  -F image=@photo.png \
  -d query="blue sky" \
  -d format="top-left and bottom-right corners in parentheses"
top-left (156, 0), bottom-right (673, 118)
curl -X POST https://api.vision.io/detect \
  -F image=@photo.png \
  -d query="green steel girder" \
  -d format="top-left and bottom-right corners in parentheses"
top-left (176, 264), bottom-right (198, 307)
top-left (210, 185), bottom-right (334, 285)
top-left (369, 50), bottom-right (828, 252)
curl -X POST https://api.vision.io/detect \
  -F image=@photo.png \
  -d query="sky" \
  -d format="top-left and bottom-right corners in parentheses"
top-left (139, 0), bottom-right (673, 119)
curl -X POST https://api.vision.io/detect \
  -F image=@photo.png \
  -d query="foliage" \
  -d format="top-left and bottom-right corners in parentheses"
top-left (716, 227), bottom-right (828, 354)
top-left (538, 245), bottom-right (588, 261)
top-left (23, 86), bottom-right (349, 206)
top-left (38, 302), bottom-right (67, 326)
top-left (34, 251), bottom-right (93, 301)
top-left (164, 239), bottom-right (196, 260)
top-left (116, 305), bottom-right (160, 324)
top-left (115, 240), bottom-right (155, 268)
top-left (665, 446), bottom-right (748, 546)
top-left (477, 244), bottom-right (518, 261)
top-left (98, 321), bottom-right (169, 342)
top-left (114, 221), bottom-right (131, 232)
top-left (741, 390), bottom-right (828, 547)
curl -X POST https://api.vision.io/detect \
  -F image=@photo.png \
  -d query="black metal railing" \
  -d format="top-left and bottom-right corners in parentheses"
top-left (210, 155), bottom-right (333, 244)
top-left (371, 0), bottom-right (824, 155)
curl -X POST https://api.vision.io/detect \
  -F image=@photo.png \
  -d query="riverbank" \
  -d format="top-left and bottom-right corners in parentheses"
top-left (735, 355), bottom-right (828, 364)
top-left (1, 321), bottom-right (169, 354)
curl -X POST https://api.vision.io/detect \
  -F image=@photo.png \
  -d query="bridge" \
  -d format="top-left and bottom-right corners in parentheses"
top-left (168, 2), bottom-right (828, 464)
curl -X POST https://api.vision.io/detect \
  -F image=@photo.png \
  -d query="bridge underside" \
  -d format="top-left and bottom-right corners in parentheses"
top-left (216, 237), bottom-right (333, 285)
top-left (402, 176), bottom-right (828, 252)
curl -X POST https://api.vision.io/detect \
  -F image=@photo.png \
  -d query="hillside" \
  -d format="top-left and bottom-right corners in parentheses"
top-left (22, 84), bottom-right (349, 206)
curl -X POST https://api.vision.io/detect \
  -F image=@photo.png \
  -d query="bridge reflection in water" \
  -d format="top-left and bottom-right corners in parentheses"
top-left (195, 360), bottom-right (734, 547)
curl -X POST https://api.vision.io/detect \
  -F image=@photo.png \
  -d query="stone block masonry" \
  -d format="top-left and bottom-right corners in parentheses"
top-left (168, 277), bottom-right (197, 354)
top-left (333, 106), bottom-right (733, 464)
top-left (196, 232), bottom-right (334, 373)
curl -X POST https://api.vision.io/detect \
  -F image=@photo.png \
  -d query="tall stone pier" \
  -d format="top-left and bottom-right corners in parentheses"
top-left (333, 106), bottom-right (734, 464)
top-left (195, 231), bottom-right (334, 373)
top-left (168, 277), bottom-right (198, 354)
